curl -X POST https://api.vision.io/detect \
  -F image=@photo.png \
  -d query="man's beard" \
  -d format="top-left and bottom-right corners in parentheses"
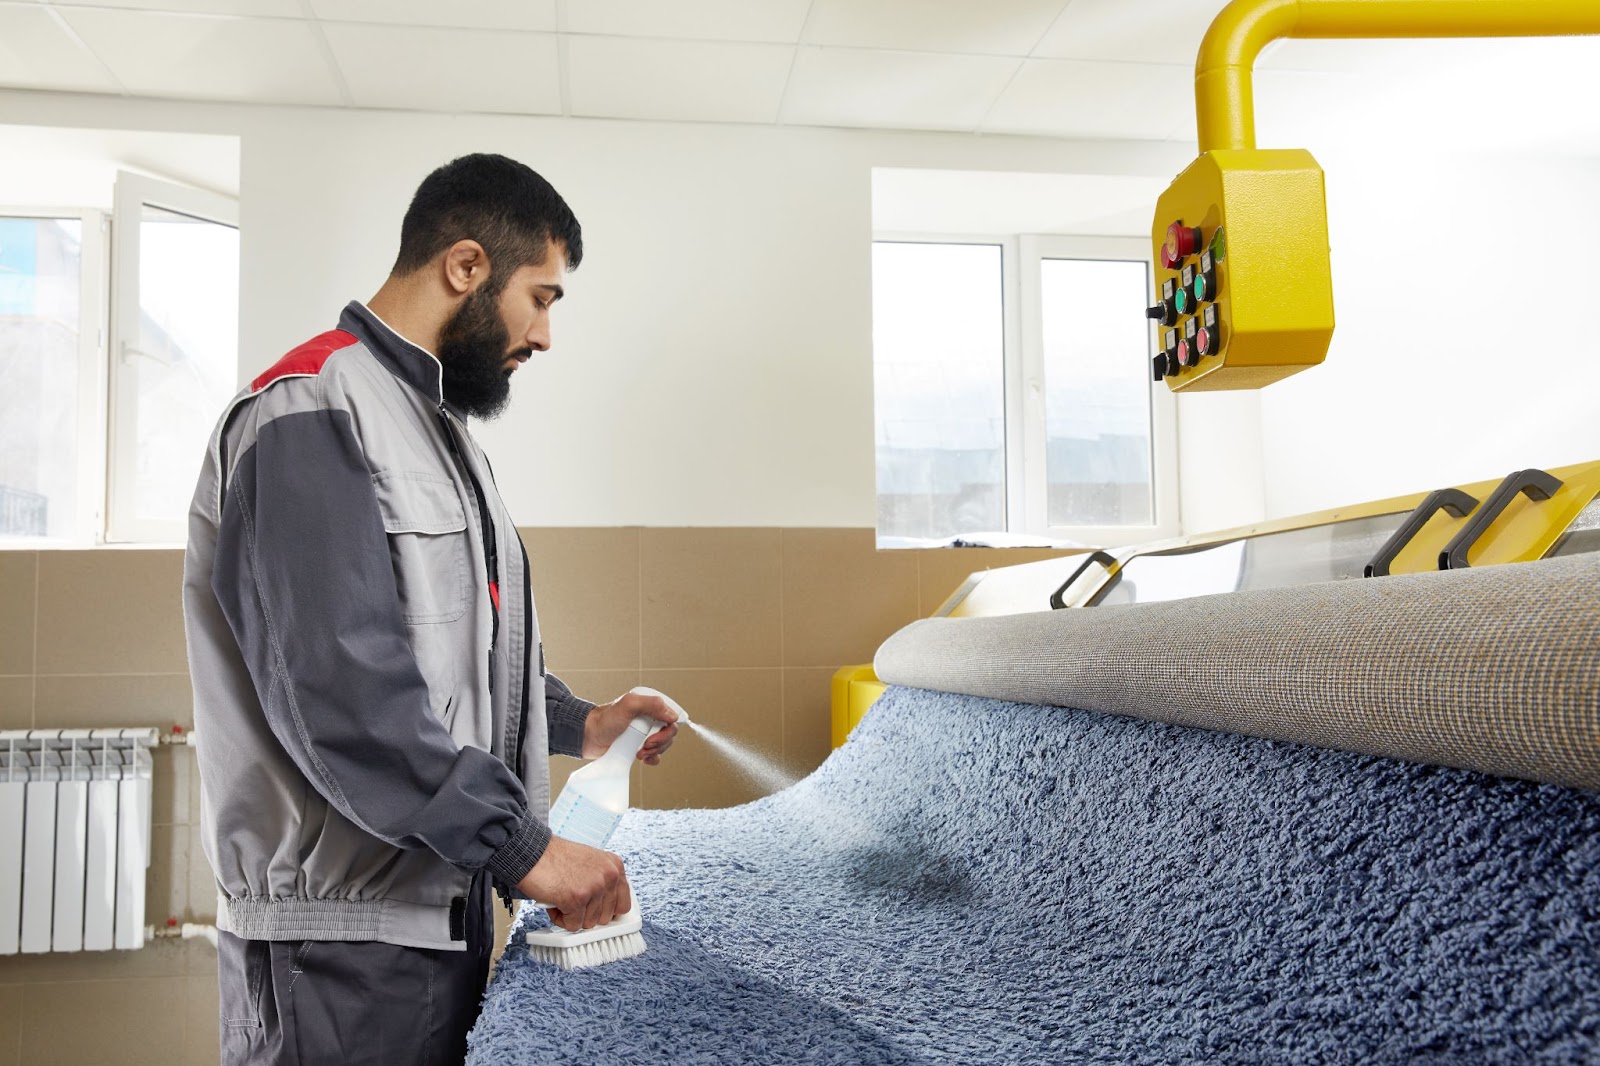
top-left (437, 285), bottom-right (524, 420)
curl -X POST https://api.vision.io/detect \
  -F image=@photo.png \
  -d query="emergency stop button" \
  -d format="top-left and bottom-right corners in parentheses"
top-left (1162, 221), bottom-right (1203, 269)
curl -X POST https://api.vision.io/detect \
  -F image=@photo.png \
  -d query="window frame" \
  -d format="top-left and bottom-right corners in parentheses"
top-left (872, 232), bottom-right (1021, 540)
top-left (870, 231), bottom-right (1179, 547)
top-left (0, 206), bottom-right (109, 548)
top-left (1020, 234), bottom-right (1179, 545)
top-left (106, 171), bottom-right (240, 545)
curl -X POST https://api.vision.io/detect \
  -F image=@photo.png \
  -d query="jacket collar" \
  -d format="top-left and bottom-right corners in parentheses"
top-left (338, 301), bottom-right (468, 421)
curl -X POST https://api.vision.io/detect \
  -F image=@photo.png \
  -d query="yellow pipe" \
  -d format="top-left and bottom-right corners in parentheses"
top-left (1196, 0), bottom-right (1600, 151)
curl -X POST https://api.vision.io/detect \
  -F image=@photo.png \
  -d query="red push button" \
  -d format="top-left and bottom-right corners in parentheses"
top-left (1196, 327), bottom-right (1211, 356)
top-left (1163, 221), bottom-right (1202, 269)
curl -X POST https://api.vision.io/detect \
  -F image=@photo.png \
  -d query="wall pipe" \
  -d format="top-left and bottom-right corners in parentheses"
top-left (145, 921), bottom-right (218, 949)
top-left (1196, 0), bottom-right (1600, 152)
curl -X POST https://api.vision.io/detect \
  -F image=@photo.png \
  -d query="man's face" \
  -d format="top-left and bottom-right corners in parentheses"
top-left (437, 244), bottom-right (567, 420)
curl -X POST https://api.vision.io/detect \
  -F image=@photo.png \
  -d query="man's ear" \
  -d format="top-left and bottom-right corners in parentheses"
top-left (443, 239), bottom-right (490, 295)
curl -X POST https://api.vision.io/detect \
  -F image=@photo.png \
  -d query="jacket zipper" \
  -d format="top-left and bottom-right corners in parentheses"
top-left (438, 407), bottom-right (499, 695)
top-left (512, 539), bottom-right (536, 780)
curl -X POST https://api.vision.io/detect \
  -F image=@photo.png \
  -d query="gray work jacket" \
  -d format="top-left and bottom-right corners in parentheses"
top-left (183, 301), bottom-right (592, 950)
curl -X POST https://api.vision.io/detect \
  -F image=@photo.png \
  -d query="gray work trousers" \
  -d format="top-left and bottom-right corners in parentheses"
top-left (216, 872), bottom-right (495, 1066)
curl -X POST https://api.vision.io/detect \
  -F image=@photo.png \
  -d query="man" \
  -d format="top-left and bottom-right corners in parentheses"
top-left (182, 153), bottom-right (678, 1065)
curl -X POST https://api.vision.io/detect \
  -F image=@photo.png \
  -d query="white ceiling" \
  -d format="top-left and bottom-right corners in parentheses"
top-left (1, 0), bottom-right (1598, 155)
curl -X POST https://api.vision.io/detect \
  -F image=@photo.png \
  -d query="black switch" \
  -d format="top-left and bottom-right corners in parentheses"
top-left (1152, 353), bottom-right (1168, 381)
top-left (1146, 300), bottom-right (1176, 326)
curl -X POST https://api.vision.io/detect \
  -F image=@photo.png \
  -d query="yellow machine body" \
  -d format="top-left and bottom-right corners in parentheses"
top-left (1151, 149), bottom-right (1333, 390)
top-left (831, 664), bottom-right (887, 749)
top-left (832, 458), bottom-right (1600, 746)
top-left (1154, 0), bottom-right (1600, 392)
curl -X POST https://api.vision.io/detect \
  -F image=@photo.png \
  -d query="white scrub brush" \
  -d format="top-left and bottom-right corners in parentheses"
top-left (526, 688), bottom-right (685, 970)
top-left (525, 906), bottom-right (646, 970)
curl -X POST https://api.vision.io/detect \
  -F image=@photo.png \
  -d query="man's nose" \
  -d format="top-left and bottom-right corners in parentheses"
top-left (526, 325), bottom-right (550, 353)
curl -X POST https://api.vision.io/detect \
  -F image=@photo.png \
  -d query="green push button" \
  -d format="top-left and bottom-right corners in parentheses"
top-left (1193, 274), bottom-right (1207, 302)
top-left (1175, 287), bottom-right (1189, 314)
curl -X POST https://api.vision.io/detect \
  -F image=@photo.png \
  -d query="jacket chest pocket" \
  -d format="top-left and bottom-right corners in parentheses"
top-left (372, 471), bottom-right (471, 625)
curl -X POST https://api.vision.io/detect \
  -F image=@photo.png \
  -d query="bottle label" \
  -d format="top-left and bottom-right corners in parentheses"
top-left (548, 789), bottom-right (624, 849)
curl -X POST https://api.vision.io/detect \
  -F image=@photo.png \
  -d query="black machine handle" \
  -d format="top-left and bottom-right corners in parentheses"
top-left (1363, 488), bottom-right (1478, 578)
top-left (1438, 468), bottom-right (1563, 571)
top-left (1049, 551), bottom-right (1117, 609)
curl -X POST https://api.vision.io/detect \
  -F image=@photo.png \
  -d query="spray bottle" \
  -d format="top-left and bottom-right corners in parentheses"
top-left (547, 688), bottom-right (687, 849)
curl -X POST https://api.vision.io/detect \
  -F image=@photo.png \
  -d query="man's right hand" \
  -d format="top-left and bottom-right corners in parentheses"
top-left (516, 835), bottom-right (632, 932)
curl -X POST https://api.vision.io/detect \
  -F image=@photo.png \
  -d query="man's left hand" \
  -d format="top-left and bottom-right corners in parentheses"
top-left (582, 689), bottom-right (681, 764)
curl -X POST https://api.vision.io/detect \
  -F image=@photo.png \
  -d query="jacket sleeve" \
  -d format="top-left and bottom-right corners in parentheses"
top-left (210, 406), bottom-right (549, 886)
top-left (545, 673), bottom-right (596, 758)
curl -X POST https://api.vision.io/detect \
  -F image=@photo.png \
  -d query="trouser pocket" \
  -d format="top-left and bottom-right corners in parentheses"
top-left (219, 933), bottom-right (267, 1030)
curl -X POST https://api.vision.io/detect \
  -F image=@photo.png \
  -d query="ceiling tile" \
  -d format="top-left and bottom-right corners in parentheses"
top-left (803, 0), bottom-right (1068, 57)
top-left (57, 8), bottom-right (343, 105)
top-left (48, 0), bottom-right (300, 15)
top-left (0, 4), bottom-right (121, 94)
top-left (567, 36), bottom-right (792, 124)
top-left (783, 47), bottom-right (1020, 132)
top-left (322, 23), bottom-right (560, 114)
top-left (1034, 0), bottom-right (1229, 65)
top-left (982, 59), bottom-right (1193, 141)
top-left (308, 0), bottom-right (556, 31)
top-left (562, 0), bottom-right (811, 43)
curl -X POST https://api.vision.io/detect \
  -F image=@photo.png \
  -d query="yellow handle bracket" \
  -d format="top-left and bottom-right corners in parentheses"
top-left (1197, 0), bottom-right (1600, 151)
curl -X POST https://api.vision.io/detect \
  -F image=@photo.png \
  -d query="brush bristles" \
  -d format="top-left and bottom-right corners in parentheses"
top-left (527, 931), bottom-right (648, 971)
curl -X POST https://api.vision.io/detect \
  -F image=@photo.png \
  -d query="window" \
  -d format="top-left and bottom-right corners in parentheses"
top-left (0, 172), bottom-right (238, 546)
top-left (872, 234), bottom-right (1177, 548)
top-left (872, 241), bottom-right (1007, 541)
top-left (0, 213), bottom-right (104, 541)
top-left (108, 174), bottom-right (240, 543)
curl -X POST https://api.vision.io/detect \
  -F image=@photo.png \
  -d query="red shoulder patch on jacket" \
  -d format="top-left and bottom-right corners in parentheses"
top-left (250, 329), bottom-right (359, 392)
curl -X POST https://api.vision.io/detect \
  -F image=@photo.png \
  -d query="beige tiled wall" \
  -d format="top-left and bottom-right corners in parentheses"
top-left (0, 531), bottom-right (1070, 1065)
top-left (0, 549), bottom-right (215, 1065)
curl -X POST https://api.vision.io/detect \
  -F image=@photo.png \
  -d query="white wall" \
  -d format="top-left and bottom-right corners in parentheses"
top-left (0, 89), bottom-right (1193, 529)
top-left (11, 89), bottom-right (1588, 535)
top-left (1256, 149), bottom-right (1600, 518)
top-left (0, 124), bottom-right (237, 208)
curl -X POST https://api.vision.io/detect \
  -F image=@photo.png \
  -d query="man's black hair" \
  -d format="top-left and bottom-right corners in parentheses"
top-left (392, 153), bottom-right (582, 286)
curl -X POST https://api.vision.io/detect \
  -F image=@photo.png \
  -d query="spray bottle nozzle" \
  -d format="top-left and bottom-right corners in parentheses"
top-left (630, 686), bottom-right (690, 727)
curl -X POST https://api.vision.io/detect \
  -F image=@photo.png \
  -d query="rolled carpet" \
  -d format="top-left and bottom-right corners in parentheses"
top-left (470, 685), bottom-right (1600, 1064)
top-left (877, 552), bottom-right (1600, 790)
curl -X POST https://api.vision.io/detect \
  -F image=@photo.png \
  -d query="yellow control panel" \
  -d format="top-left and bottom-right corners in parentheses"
top-left (1148, 149), bottom-right (1334, 391)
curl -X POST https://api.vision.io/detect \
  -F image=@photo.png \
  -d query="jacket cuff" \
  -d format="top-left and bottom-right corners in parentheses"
top-left (486, 809), bottom-right (551, 886)
top-left (548, 692), bottom-right (596, 758)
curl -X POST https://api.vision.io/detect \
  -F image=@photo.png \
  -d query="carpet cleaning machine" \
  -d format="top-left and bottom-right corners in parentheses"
top-left (839, 0), bottom-right (1600, 763)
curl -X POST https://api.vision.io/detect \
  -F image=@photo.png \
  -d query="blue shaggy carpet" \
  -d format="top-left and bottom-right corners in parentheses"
top-left (469, 687), bottom-right (1600, 1064)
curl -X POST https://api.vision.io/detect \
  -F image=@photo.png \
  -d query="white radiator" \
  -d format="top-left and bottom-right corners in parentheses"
top-left (0, 728), bottom-right (157, 954)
